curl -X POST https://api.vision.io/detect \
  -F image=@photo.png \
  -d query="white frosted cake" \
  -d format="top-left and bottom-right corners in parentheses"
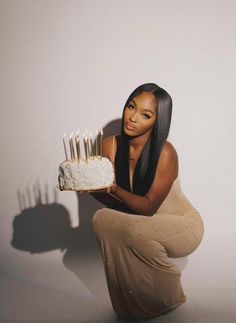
top-left (58, 157), bottom-right (114, 191)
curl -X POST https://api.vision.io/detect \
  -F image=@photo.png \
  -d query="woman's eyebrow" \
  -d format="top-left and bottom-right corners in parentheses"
top-left (131, 98), bottom-right (155, 115)
top-left (143, 108), bottom-right (155, 115)
top-left (130, 99), bottom-right (136, 106)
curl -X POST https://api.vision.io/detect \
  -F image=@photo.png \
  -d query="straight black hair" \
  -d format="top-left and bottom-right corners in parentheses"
top-left (115, 83), bottom-right (172, 195)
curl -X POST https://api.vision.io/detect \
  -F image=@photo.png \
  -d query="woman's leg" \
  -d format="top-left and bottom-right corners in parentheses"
top-left (92, 208), bottom-right (204, 319)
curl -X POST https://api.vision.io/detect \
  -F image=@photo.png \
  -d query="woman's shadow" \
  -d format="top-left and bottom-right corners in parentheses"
top-left (11, 119), bottom-right (122, 302)
top-left (12, 184), bottom-right (73, 253)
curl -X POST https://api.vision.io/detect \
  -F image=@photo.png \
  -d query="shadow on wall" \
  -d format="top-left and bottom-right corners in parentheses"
top-left (11, 119), bottom-right (122, 299)
top-left (12, 183), bottom-right (74, 253)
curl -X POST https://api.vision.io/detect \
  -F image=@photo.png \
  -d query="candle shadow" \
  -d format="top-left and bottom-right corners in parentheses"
top-left (12, 181), bottom-right (75, 253)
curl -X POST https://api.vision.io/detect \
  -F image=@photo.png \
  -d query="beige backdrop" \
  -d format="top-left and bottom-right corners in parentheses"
top-left (0, 0), bottom-right (236, 322)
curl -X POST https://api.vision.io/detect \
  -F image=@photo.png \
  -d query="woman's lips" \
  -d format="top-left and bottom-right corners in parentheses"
top-left (125, 122), bottom-right (137, 131)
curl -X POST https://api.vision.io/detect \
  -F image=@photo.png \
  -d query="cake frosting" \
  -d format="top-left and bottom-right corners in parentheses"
top-left (58, 157), bottom-right (114, 191)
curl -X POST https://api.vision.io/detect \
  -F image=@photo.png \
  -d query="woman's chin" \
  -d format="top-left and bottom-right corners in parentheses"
top-left (124, 128), bottom-right (137, 137)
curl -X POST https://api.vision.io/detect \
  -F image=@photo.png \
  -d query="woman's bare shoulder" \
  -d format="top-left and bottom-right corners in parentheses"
top-left (161, 140), bottom-right (178, 158)
top-left (157, 140), bottom-right (179, 179)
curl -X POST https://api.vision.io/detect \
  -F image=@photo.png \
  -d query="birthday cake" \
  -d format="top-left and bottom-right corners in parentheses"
top-left (58, 157), bottom-right (114, 191)
top-left (58, 130), bottom-right (114, 191)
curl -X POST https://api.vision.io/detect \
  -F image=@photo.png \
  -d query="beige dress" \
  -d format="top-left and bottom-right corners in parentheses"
top-left (92, 152), bottom-right (204, 320)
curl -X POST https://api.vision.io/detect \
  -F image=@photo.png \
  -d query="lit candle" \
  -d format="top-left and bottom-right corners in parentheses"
top-left (95, 129), bottom-right (98, 157)
top-left (75, 130), bottom-right (81, 161)
top-left (83, 133), bottom-right (88, 163)
top-left (63, 133), bottom-right (68, 160)
top-left (69, 133), bottom-right (75, 161)
top-left (89, 132), bottom-right (94, 159)
top-left (100, 128), bottom-right (103, 159)
top-left (84, 129), bottom-right (89, 159)
top-left (86, 135), bottom-right (90, 159)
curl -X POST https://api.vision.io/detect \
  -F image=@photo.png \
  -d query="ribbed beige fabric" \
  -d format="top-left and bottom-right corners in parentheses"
top-left (92, 176), bottom-right (204, 320)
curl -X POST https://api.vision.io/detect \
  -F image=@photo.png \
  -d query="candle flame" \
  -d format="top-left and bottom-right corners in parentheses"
top-left (101, 129), bottom-right (103, 135)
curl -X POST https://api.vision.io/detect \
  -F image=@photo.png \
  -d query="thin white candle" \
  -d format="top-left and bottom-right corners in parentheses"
top-left (69, 133), bottom-right (75, 161)
top-left (89, 132), bottom-right (94, 159)
top-left (100, 128), bottom-right (103, 159)
top-left (75, 130), bottom-right (81, 161)
top-left (95, 129), bottom-right (98, 157)
top-left (63, 133), bottom-right (68, 160)
top-left (83, 134), bottom-right (88, 163)
top-left (86, 135), bottom-right (90, 159)
top-left (84, 129), bottom-right (89, 160)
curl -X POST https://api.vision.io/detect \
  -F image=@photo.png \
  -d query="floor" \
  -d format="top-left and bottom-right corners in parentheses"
top-left (1, 228), bottom-right (236, 323)
top-left (2, 194), bottom-right (236, 323)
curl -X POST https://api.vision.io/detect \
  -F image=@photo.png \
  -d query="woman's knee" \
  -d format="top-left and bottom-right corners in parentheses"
top-left (92, 208), bottom-right (107, 231)
top-left (92, 207), bottom-right (123, 236)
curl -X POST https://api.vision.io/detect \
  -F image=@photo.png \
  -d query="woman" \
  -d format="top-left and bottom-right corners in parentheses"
top-left (90, 83), bottom-right (204, 320)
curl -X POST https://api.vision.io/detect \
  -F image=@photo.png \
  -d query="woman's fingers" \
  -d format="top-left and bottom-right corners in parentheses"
top-left (77, 189), bottom-right (105, 193)
top-left (106, 186), bottom-right (112, 193)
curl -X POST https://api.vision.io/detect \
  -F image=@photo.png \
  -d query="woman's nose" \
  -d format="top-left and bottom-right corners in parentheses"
top-left (129, 112), bottom-right (138, 122)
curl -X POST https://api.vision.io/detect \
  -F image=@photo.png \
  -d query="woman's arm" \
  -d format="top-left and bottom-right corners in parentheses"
top-left (109, 141), bottom-right (179, 216)
top-left (89, 136), bottom-right (178, 215)
top-left (89, 191), bottom-right (121, 206)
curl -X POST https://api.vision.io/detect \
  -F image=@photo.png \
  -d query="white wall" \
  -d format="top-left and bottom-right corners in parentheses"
top-left (1, 0), bottom-right (236, 320)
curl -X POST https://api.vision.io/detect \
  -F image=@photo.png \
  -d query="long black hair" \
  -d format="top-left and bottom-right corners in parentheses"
top-left (115, 83), bottom-right (172, 195)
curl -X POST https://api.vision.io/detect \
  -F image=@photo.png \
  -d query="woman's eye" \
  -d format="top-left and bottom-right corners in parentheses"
top-left (143, 114), bottom-right (150, 119)
top-left (127, 104), bottom-right (134, 110)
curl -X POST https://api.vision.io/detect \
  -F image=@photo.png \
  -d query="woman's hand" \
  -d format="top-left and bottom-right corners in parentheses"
top-left (76, 184), bottom-right (116, 194)
top-left (107, 182), bottom-right (118, 194)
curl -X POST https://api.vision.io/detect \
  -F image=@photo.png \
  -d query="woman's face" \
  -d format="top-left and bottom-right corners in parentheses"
top-left (123, 91), bottom-right (157, 137)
